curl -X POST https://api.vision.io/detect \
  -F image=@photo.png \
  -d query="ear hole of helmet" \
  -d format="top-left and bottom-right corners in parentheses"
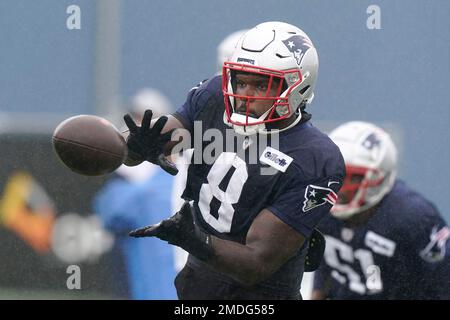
top-left (299, 85), bottom-right (310, 95)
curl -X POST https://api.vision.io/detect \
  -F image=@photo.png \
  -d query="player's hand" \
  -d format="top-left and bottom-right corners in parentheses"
top-left (129, 201), bottom-right (196, 242)
top-left (129, 201), bottom-right (213, 261)
top-left (123, 109), bottom-right (178, 175)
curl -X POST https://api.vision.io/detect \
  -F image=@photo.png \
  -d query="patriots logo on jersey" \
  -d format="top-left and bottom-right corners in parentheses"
top-left (282, 35), bottom-right (313, 65)
top-left (419, 226), bottom-right (450, 263)
top-left (302, 184), bottom-right (338, 212)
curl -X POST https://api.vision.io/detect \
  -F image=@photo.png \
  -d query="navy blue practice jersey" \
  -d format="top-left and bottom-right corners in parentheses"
top-left (173, 76), bottom-right (345, 296)
top-left (313, 180), bottom-right (450, 299)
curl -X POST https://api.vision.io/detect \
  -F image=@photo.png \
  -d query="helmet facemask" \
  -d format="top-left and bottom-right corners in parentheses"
top-left (222, 62), bottom-right (303, 135)
top-left (331, 165), bottom-right (387, 219)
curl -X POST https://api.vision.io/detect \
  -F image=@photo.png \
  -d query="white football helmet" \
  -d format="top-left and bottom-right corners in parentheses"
top-left (329, 121), bottom-right (398, 219)
top-left (222, 21), bottom-right (319, 135)
top-left (130, 88), bottom-right (172, 119)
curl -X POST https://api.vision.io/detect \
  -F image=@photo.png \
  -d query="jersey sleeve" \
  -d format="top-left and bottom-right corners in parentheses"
top-left (416, 210), bottom-right (450, 298)
top-left (267, 173), bottom-right (343, 239)
top-left (173, 79), bottom-right (210, 134)
top-left (402, 200), bottom-right (450, 299)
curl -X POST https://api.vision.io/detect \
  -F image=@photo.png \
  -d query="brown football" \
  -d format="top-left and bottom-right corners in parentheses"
top-left (52, 115), bottom-right (128, 176)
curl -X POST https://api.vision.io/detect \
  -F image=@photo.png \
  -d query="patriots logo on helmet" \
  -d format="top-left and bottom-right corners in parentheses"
top-left (302, 184), bottom-right (338, 212)
top-left (362, 133), bottom-right (381, 150)
top-left (419, 226), bottom-right (450, 263)
top-left (282, 35), bottom-right (313, 65)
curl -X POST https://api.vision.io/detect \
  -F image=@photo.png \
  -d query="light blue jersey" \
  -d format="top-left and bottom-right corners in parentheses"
top-left (94, 164), bottom-right (178, 299)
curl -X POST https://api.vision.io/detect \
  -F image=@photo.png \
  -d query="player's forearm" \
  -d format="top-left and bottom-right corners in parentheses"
top-left (199, 209), bottom-right (304, 287)
top-left (205, 236), bottom-right (283, 287)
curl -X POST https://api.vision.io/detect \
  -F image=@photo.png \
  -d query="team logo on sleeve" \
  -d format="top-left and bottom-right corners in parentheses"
top-left (419, 226), bottom-right (450, 263)
top-left (302, 184), bottom-right (338, 212)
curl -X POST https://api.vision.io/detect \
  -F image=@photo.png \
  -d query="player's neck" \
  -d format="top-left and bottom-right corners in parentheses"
top-left (266, 114), bottom-right (297, 131)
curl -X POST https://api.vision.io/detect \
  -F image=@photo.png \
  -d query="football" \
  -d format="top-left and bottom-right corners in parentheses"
top-left (52, 115), bottom-right (128, 176)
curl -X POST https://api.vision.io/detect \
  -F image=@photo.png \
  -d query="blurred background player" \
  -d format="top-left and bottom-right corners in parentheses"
top-left (311, 121), bottom-right (450, 300)
top-left (216, 29), bottom-right (249, 73)
top-left (93, 88), bottom-right (179, 299)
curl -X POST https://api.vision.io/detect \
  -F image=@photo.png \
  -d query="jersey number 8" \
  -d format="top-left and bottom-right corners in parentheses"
top-left (198, 152), bottom-right (248, 233)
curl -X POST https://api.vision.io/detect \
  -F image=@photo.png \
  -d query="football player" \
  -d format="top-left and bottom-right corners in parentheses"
top-left (123, 21), bottom-right (345, 300)
top-left (311, 121), bottom-right (450, 300)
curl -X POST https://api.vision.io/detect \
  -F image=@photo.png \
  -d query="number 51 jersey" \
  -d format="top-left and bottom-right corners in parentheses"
top-left (314, 180), bottom-right (450, 299)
